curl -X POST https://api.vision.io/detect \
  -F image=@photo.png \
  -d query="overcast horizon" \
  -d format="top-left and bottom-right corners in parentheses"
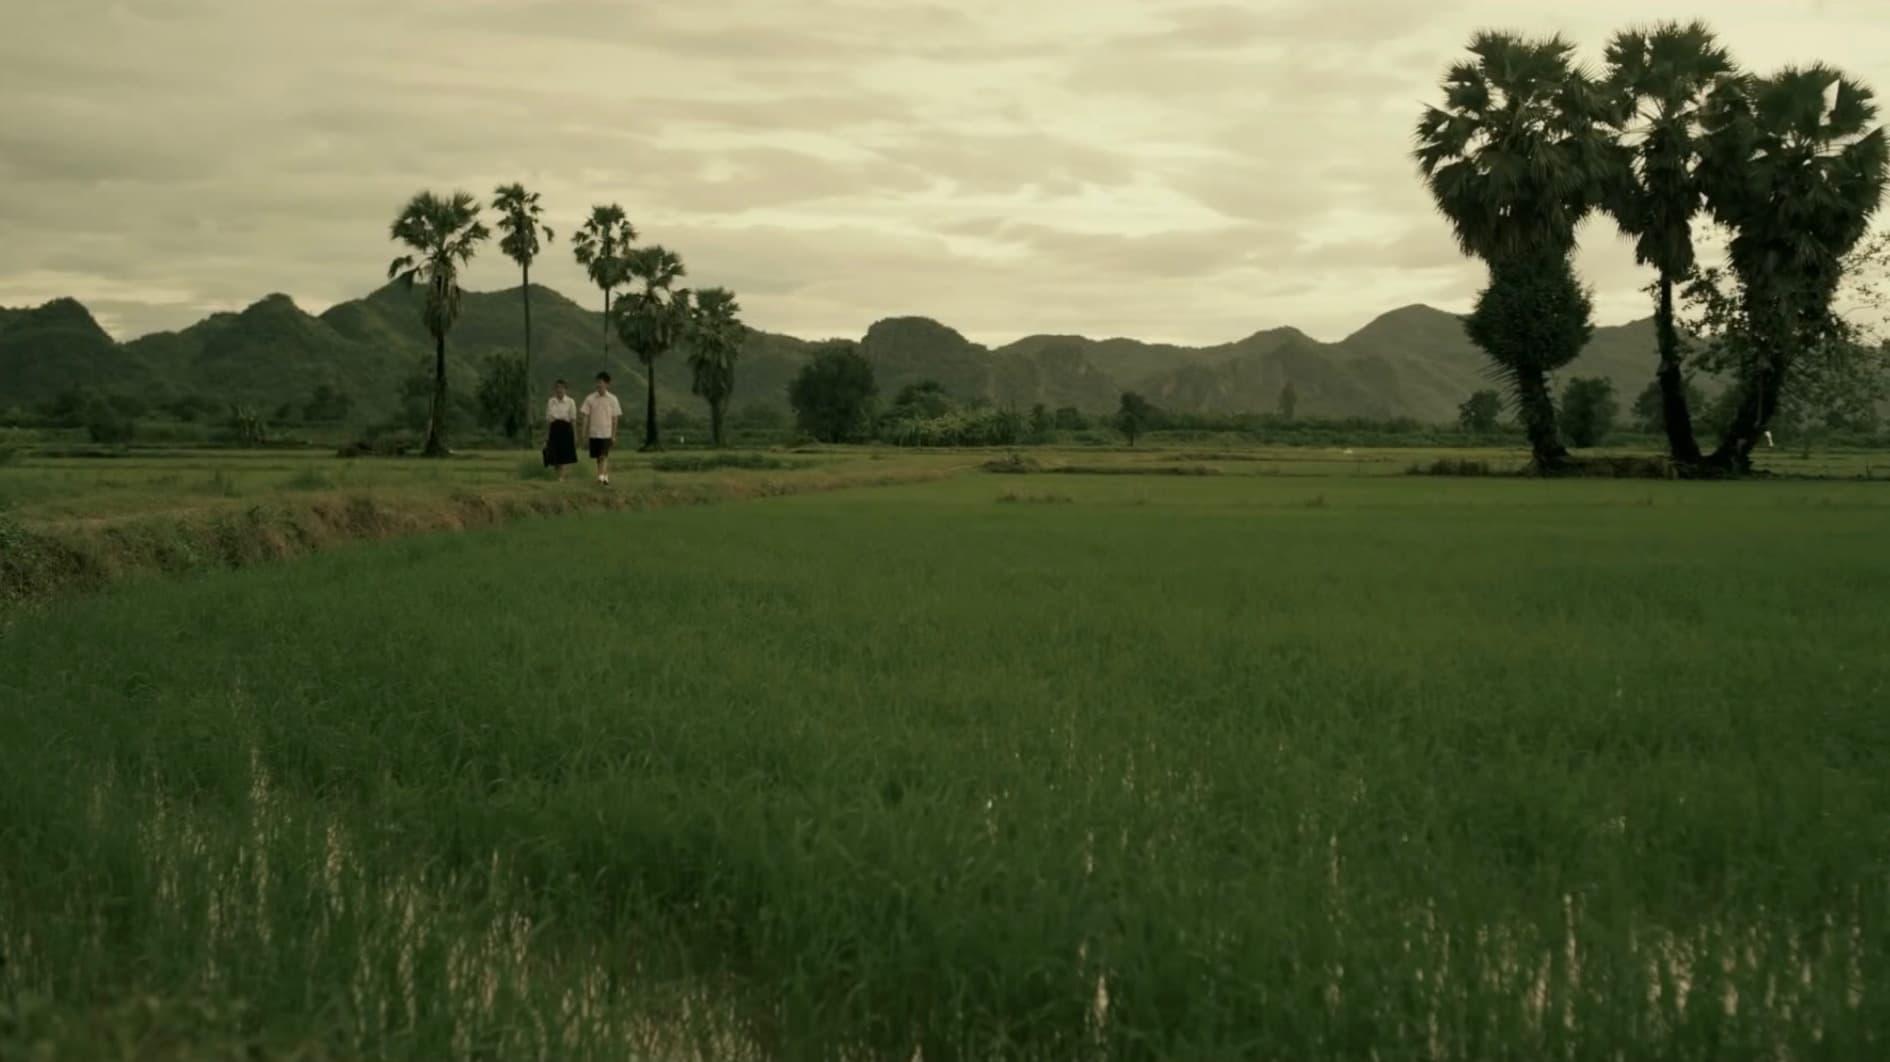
top-left (4, 0), bottom-right (1888, 348)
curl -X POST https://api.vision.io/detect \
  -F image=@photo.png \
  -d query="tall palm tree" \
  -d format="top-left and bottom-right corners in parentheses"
top-left (1601, 22), bottom-right (1737, 467)
top-left (387, 190), bottom-right (489, 457)
top-left (686, 288), bottom-right (745, 447)
top-left (570, 204), bottom-right (637, 360)
top-left (616, 245), bottom-right (688, 449)
top-left (1698, 65), bottom-right (1888, 470)
top-left (1415, 32), bottom-right (1616, 469)
top-left (492, 183), bottom-right (554, 444)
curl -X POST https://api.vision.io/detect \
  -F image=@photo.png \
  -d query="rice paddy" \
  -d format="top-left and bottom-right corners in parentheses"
top-left (3, 452), bottom-right (1889, 1058)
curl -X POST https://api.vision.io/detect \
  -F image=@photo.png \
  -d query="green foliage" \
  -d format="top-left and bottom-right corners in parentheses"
top-left (1457, 389), bottom-right (1502, 433)
top-left (1052, 406), bottom-right (1088, 431)
top-left (84, 402), bottom-right (135, 445)
top-left (475, 354), bottom-right (529, 440)
top-left (732, 402), bottom-right (786, 430)
top-left (1560, 377), bottom-right (1620, 448)
top-left (1115, 391), bottom-right (1157, 446)
top-left (889, 379), bottom-right (954, 421)
top-left (789, 342), bottom-right (877, 443)
top-left (302, 384), bottom-right (353, 424)
top-left (648, 452), bottom-right (795, 472)
top-left (164, 394), bottom-right (218, 423)
top-left (685, 287), bottom-right (744, 446)
top-left (224, 406), bottom-right (268, 447)
top-left (878, 407), bottom-right (1024, 447)
top-left (1027, 403), bottom-right (1051, 440)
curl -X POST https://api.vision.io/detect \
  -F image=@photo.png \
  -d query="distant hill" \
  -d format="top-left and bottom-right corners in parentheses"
top-left (0, 285), bottom-right (1670, 425)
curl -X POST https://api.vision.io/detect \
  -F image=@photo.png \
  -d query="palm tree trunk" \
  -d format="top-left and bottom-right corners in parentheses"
top-left (1655, 273), bottom-right (1702, 465)
top-left (602, 288), bottom-right (611, 358)
top-left (644, 360), bottom-right (660, 449)
top-left (1514, 369), bottom-right (1568, 471)
top-left (521, 266), bottom-right (534, 448)
top-left (423, 331), bottom-right (449, 457)
top-left (1706, 295), bottom-right (1791, 475)
top-left (711, 398), bottom-right (726, 448)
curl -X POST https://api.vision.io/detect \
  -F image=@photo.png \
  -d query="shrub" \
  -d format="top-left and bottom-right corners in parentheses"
top-left (981, 453), bottom-right (1041, 474)
top-left (1409, 458), bottom-right (1497, 477)
top-left (84, 404), bottom-right (136, 445)
top-left (650, 453), bottom-right (795, 472)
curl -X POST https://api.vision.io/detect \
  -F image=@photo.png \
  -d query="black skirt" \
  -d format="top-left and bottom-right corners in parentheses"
top-left (544, 420), bottom-right (578, 467)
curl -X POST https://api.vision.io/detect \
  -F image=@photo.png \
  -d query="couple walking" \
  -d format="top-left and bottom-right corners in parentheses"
top-left (543, 372), bottom-right (623, 484)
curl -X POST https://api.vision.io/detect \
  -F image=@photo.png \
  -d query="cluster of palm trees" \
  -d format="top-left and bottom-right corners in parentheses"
top-left (387, 188), bottom-right (745, 457)
top-left (1416, 21), bottom-right (1888, 473)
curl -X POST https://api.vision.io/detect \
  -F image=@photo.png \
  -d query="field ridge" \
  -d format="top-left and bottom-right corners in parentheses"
top-left (0, 462), bottom-right (959, 613)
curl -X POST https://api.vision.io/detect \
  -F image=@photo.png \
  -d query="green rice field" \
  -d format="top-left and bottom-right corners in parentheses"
top-left (4, 459), bottom-right (1890, 1058)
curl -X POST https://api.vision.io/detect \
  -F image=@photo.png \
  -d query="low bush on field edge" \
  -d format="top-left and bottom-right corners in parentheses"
top-left (650, 453), bottom-right (798, 472)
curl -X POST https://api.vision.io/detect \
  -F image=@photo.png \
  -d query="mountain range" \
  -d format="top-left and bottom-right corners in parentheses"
top-left (0, 283), bottom-right (1667, 424)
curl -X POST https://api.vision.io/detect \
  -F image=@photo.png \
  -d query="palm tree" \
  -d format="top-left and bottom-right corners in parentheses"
top-left (1601, 22), bottom-right (1737, 466)
top-left (1697, 65), bottom-right (1888, 470)
top-left (686, 288), bottom-right (745, 447)
top-left (1415, 32), bottom-right (1616, 469)
top-left (616, 245), bottom-right (688, 449)
top-left (492, 183), bottom-right (554, 444)
top-left (387, 190), bottom-right (489, 457)
top-left (570, 204), bottom-right (637, 359)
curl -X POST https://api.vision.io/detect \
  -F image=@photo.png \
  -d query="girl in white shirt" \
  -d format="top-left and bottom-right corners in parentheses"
top-left (542, 379), bottom-right (579, 479)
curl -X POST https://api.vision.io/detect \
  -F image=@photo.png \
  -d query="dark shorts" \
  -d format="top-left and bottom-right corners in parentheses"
top-left (588, 437), bottom-right (614, 459)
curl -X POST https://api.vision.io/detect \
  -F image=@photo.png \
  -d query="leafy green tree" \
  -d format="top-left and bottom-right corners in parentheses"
top-left (1416, 32), bottom-right (1614, 469)
top-left (889, 380), bottom-right (953, 421)
top-left (1560, 377), bottom-right (1619, 448)
top-left (1600, 22), bottom-right (1735, 465)
top-left (1277, 380), bottom-right (1298, 421)
top-left (1115, 391), bottom-right (1155, 446)
top-left (387, 190), bottom-right (490, 457)
top-left (733, 401), bottom-right (786, 430)
top-left (492, 183), bottom-right (554, 443)
top-left (685, 287), bottom-right (744, 447)
top-left (1053, 406), bottom-right (1088, 431)
top-left (475, 354), bottom-right (529, 439)
top-left (571, 204), bottom-right (636, 360)
top-left (303, 384), bottom-right (353, 423)
top-left (1696, 65), bottom-right (1888, 469)
top-left (1027, 403), bottom-right (1051, 440)
top-left (614, 246), bottom-right (689, 450)
top-left (85, 400), bottom-right (135, 444)
top-left (1458, 389), bottom-right (1502, 433)
top-left (788, 341), bottom-right (877, 443)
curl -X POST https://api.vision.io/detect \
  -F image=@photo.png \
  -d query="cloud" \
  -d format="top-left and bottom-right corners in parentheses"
top-left (3, 0), bottom-right (1890, 350)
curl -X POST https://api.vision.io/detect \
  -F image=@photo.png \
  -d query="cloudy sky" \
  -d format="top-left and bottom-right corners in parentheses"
top-left (3, 0), bottom-right (1887, 346)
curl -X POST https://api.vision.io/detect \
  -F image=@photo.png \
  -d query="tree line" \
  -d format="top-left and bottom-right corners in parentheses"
top-left (1416, 20), bottom-right (1889, 474)
top-left (386, 188), bottom-right (746, 456)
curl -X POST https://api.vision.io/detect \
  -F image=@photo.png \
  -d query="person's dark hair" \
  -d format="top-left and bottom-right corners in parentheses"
top-left (555, 378), bottom-right (568, 387)
top-left (595, 371), bottom-right (611, 383)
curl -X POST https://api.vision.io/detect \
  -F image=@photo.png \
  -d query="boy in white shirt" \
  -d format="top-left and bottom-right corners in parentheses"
top-left (578, 371), bottom-right (623, 485)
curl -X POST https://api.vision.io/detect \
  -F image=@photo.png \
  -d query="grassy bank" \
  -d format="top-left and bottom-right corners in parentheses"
top-left (4, 474), bottom-right (1889, 1057)
top-left (0, 449), bottom-right (958, 611)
